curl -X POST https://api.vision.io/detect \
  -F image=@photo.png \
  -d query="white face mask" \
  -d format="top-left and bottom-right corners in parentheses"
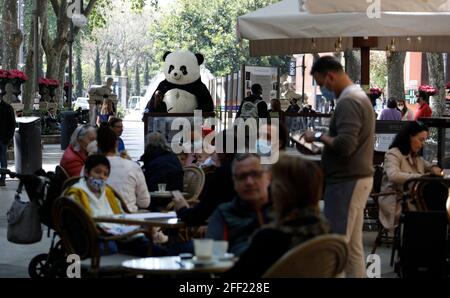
top-left (86, 140), bottom-right (98, 155)
top-left (256, 139), bottom-right (272, 156)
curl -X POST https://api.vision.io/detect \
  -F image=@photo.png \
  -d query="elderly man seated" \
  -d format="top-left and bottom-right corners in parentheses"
top-left (205, 153), bottom-right (272, 256)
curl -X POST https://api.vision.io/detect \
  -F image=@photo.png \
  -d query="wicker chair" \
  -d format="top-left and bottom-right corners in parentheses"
top-left (262, 234), bottom-right (348, 278)
top-left (52, 197), bottom-right (147, 277)
top-left (182, 165), bottom-right (205, 203)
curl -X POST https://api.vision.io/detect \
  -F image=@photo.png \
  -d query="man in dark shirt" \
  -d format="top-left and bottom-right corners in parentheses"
top-left (286, 98), bottom-right (301, 113)
top-left (236, 84), bottom-right (269, 119)
top-left (205, 153), bottom-right (271, 256)
top-left (0, 99), bottom-right (16, 186)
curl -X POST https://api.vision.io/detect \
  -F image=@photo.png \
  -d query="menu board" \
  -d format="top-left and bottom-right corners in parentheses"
top-left (243, 66), bottom-right (279, 103)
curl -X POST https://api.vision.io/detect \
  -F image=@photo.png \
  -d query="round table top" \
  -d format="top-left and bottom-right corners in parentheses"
top-left (122, 256), bottom-right (236, 275)
top-left (150, 191), bottom-right (189, 198)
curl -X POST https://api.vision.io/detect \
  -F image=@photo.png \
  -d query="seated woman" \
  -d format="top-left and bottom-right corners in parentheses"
top-left (96, 124), bottom-right (150, 213)
top-left (378, 121), bottom-right (442, 231)
top-left (225, 154), bottom-right (330, 277)
top-left (60, 124), bottom-right (97, 177)
top-left (64, 154), bottom-right (166, 256)
top-left (140, 132), bottom-right (184, 209)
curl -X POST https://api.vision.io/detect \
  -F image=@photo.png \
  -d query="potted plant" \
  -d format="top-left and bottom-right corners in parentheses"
top-left (369, 87), bottom-right (383, 107)
top-left (0, 69), bottom-right (28, 102)
top-left (38, 78), bottom-right (60, 102)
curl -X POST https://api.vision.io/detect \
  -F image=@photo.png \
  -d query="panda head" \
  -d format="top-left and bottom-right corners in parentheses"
top-left (163, 50), bottom-right (204, 85)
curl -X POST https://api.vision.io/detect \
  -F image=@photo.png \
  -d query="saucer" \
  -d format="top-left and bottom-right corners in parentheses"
top-left (217, 253), bottom-right (235, 261)
top-left (191, 257), bottom-right (216, 266)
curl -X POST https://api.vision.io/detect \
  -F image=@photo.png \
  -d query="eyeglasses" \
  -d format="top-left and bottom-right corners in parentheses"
top-left (233, 170), bottom-right (264, 182)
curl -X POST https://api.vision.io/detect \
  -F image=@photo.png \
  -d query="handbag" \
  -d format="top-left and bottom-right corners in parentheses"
top-left (7, 194), bottom-right (42, 244)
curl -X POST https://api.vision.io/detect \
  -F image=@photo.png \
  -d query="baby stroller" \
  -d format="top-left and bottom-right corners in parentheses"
top-left (1, 168), bottom-right (67, 278)
top-left (392, 176), bottom-right (450, 278)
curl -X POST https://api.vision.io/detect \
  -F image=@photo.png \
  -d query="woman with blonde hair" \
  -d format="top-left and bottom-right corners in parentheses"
top-left (96, 99), bottom-right (114, 126)
top-left (227, 154), bottom-right (330, 277)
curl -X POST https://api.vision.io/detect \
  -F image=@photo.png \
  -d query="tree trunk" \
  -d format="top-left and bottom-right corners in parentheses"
top-left (387, 52), bottom-right (406, 100)
top-left (344, 50), bottom-right (361, 83)
top-left (2, 0), bottom-right (23, 69)
top-left (22, 32), bottom-right (34, 110)
top-left (76, 48), bottom-right (83, 97)
top-left (57, 47), bottom-right (68, 105)
top-left (426, 53), bottom-right (446, 116)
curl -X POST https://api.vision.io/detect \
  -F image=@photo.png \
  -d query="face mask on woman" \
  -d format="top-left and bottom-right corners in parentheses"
top-left (256, 139), bottom-right (272, 156)
top-left (87, 176), bottom-right (106, 193)
top-left (86, 140), bottom-right (98, 155)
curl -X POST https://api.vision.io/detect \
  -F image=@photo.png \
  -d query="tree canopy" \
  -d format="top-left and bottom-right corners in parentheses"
top-left (148, 0), bottom-right (290, 77)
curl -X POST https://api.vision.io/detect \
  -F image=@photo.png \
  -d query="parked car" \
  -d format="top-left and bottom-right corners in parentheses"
top-left (128, 96), bottom-right (142, 111)
top-left (74, 97), bottom-right (90, 110)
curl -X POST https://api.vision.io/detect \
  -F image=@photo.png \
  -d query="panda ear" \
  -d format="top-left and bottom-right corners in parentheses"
top-left (163, 52), bottom-right (172, 61)
top-left (195, 53), bottom-right (204, 65)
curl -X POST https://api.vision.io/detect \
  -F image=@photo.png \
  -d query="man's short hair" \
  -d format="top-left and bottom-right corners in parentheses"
top-left (231, 153), bottom-right (261, 176)
top-left (108, 117), bottom-right (123, 127)
top-left (251, 84), bottom-right (262, 95)
top-left (310, 56), bottom-right (344, 76)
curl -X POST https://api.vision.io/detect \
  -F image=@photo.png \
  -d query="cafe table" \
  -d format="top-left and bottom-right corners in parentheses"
top-left (121, 255), bottom-right (236, 276)
top-left (93, 213), bottom-right (187, 255)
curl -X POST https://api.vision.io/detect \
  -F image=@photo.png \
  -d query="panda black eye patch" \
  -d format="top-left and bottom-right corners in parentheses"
top-left (180, 66), bottom-right (188, 75)
top-left (168, 65), bottom-right (175, 74)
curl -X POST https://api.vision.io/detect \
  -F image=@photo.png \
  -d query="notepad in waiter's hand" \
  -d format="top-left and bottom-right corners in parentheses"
top-left (114, 212), bottom-right (177, 220)
top-left (291, 132), bottom-right (323, 155)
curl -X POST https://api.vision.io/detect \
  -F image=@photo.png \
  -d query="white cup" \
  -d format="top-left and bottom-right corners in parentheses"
top-left (193, 239), bottom-right (213, 261)
top-left (158, 183), bottom-right (166, 192)
top-left (213, 240), bottom-right (228, 258)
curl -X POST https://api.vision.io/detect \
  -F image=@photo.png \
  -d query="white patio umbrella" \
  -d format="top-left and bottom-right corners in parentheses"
top-left (237, 0), bottom-right (450, 88)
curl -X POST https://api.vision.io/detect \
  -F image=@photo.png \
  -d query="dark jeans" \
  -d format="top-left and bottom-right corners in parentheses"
top-left (0, 141), bottom-right (8, 182)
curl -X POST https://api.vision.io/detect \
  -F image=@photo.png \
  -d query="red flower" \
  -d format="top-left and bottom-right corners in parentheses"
top-left (0, 69), bottom-right (28, 81)
top-left (370, 87), bottom-right (383, 95)
top-left (39, 78), bottom-right (60, 87)
top-left (418, 85), bottom-right (437, 96)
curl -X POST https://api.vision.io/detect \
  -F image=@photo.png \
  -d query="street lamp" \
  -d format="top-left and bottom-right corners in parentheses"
top-left (60, 6), bottom-right (87, 150)
top-left (67, 10), bottom-right (87, 110)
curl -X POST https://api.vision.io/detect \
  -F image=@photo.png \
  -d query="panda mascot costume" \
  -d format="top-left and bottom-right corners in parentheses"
top-left (146, 50), bottom-right (214, 113)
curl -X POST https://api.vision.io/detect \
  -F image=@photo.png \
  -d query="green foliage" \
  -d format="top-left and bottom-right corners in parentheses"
top-left (370, 51), bottom-right (387, 89)
top-left (105, 51), bottom-right (112, 75)
top-left (95, 47), bottom-right (102, 84)
top-left (116, 103), bottom-right (127, 119)
top-left (148, 0), bottom-right (290, 77)
top-left (134, 64), bottom-right (141, 96)
top-left (115, 61), bottom-right (121, 76)
top-left (76, 49), bottom-right (84, 97)
top-left (144, 60), bottom-right (150, 87)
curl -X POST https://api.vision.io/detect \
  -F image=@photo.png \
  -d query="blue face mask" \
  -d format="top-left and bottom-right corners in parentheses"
top-left (88, 177), bottom-right (106, 193)
top-left (256, 139), bottom-right (272, 156)
top-left (320, 85), bottom-right (336, 100)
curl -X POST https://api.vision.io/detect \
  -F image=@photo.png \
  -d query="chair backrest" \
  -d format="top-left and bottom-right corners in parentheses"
top-left (182, 165), bottom-right (205, 200)
top-left (62, 176), bottom-right (82, 192)
top-left (372, 164), bottom-right (384, 195)
top-left (52, 197), bottom-right (101, 268)
top-left (55, 165), bottom-right (69, 183)
top-left (412, 180), bottom-right (449, 212)
top-left (262, 234), bottom-right (348, 278)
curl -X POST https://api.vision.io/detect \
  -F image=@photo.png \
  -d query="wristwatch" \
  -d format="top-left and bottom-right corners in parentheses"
top-left (314, 132), bottom-right (323, 142)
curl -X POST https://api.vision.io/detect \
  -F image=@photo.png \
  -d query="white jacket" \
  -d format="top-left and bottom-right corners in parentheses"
top-left (107, 156), bottom-right (150, 212)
